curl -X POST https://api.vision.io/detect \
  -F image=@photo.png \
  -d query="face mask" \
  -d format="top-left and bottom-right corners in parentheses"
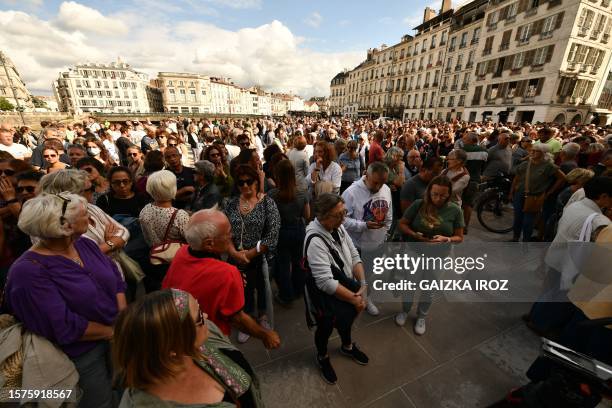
top-left (87, 147), bottom-right (101, 156)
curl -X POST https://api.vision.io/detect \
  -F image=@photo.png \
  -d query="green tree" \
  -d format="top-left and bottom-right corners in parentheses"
top-left (0, 97), bottom-right (14, 111)
top-left (32, 96), bottom-right (47, 109)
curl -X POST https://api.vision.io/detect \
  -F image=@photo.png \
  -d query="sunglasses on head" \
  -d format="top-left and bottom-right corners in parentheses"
top-left (55, 194), bottom-right (71, 225)
top-left (17, 185), bottom-right (35, 193)
top-left (237, 178), bottom-right (255, 186)
top-left (0, 169), bottom-right (15, 177)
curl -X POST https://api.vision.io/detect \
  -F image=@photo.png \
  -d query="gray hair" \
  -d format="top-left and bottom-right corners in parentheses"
top-left (313, 193), bottom-right (344, 219)
top-left (18, 193), bottom-right (87, 239)
top-left (194, 160), bottom-right (215, 182)
top-left (146, 170), bottom-right (177, 201)
top-left (448, 149), bottom-right (467, 163)
top-left (367, 161), bottom-right (390, 176)
top-left (561, 142), bottom-right (580, 159)
top-left (39, 169), bottom-right (88, 195)
top-left (184, 214), bottom-right (219, 250)
top-left (384, 147), bottom-right (403, 164)
top-left (532, 143), bottom-right (551, 154)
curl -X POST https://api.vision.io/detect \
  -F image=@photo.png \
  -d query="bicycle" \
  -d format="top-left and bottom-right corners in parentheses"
top-left (476, 172), bottom-right (514, 234)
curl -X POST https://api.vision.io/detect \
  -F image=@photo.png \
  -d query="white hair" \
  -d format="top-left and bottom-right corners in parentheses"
top-left (146, 170), bottom-right (177, 201)
top-left (184, 218), bottom-right (219, 250)
top-left (18, 193), bottom-right (87, 239)
top-left (561, 142), bottom-right (580, 159)
top-left (39, 169), bottom-right (88, 194)
top-left (532, 143), bottom-right (551, 153)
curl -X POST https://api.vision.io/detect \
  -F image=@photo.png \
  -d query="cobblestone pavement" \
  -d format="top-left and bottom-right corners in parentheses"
top-left (231, 220), bottom-right (552, 408)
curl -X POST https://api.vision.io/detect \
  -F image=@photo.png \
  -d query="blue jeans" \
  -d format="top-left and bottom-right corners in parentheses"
top-left (401, 290), bottom-right (433, 317)
top-left (70, 342), bottom-right (114, 408)
top-left (513, 192), bottom-right (537, 242)
top-left (274, 224), bottom-right (305, 302)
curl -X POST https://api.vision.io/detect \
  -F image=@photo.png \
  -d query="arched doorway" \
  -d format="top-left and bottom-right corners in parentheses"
top-left (570, 114), bottom-right (582, 125)
top-left (553, 113), bottom-right (565, 124)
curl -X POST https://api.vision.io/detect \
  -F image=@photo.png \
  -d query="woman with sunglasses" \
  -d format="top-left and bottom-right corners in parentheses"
top-left (168, 134), bottom-right (194, 168)
top-left (43, 146), bottom-right (70, 174)
top-left (223, 164), bottom-right (280, 344)
top-left (201, 144), bottom-right (233, 197)
top-left (396, 175), bottom-right (464, 335)
top-left (76, 157), bottom-right (109, 204)
top-left (5, 192), bottom-right (126, 408)
top-left (114, 289), bottom-right (263, 407)
top-left (96, 167), bottom-right (149, 219)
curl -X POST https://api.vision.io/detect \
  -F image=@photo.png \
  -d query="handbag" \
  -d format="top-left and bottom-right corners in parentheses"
top-left (149, 209), bottom-right (183, 265)
top-left (116, 250), bottom-right (145, 283)
top-left (523, 161), bottom-right (546, 213)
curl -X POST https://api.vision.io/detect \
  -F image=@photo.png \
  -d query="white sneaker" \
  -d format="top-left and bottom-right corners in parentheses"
top-left (365, 300), bottom-right (380, 316)
top-left (414, 317), bottom-right (426, 335)
top-left (394, 312), bottom-right (408, 327)
top-left (258, 316), bottom-right (272, 331)
top-left (237, 331), bottom-right (250, 343)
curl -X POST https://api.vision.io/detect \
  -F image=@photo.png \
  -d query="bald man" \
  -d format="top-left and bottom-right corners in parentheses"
top-left (162, 209), bottom-right (281, 349)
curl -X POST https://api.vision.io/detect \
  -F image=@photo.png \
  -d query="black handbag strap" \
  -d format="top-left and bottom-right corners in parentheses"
top-left (304, 233), bottom-right (344, 272)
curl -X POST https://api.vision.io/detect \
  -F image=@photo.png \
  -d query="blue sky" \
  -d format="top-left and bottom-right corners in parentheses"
top-left (0, 0), bottom-right (444, 96)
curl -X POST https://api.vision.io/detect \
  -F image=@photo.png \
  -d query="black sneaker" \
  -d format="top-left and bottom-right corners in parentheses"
top-left (316, 355), bottom-right (337, 384)
top-left (340, 343), bottom-right (369, 366)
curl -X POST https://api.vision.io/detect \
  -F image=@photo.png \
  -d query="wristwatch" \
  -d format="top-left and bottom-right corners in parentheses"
top-left (106, 240), bottom-right (115, 250)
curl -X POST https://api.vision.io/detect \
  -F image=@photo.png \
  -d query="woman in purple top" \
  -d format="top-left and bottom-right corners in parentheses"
top-left (5, 192), bottom-right (126, 408)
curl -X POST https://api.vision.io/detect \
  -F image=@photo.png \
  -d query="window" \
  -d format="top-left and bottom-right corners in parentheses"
top-left (460, 32), bottom-right (468, 47)
top-left (449, 95), bottom-right (455, 106)
top-left (169, 88), bottom-right (176, 102)
top-left (507, 2), bottom-right (518, 18)
top-left (472, 85), bottom-right (483, 104)
top-left (513, 52), bottom-right (525, 69)
top-left (533, 47), bottom-right (547, 65)
top-left (450, 36), bottom-right (457, 50)
top-left (431, 34), bottom-right (437, 47)
top-left (484, 36), bottom-right (494, 54)
top-left (518, 24), bottom-right (532, 43)
top-left (472, 27), bottom-right (481, 43)
top-left (542, 15), bottom-right (557, 34)
top-left (525, 78), bottom-right (540, 97)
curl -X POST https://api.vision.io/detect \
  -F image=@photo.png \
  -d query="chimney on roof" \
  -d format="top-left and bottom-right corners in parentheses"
top-left (441, 0), bottom-right (452, 13)
top-left (423, 7), bottom-right (437, 23)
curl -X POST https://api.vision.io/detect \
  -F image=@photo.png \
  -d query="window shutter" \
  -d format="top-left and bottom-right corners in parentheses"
top-left (485, 85), bottom-right (492, 100)
top-left (499, 82), bottom-right (509, 98)
top-left (516, 26), bottom-right (522, 40)
top-left (516, 80), bottom-right (527, 96)
top-left (502, 30), bottom-right (512, 44)
top-left (536, 78), bottom-right (545, 95)
top-left (504, 55), bottom-right (513, 70)
top-left (518, 0), bottom-right (529, 13)
top-left (545, 45), bottom-right (554, 63)
top-left (486, 13), bottom-right (493, 26)
top-left (525, 49), bottom-right (535, 66)
top-left (487, 60), bottom-right (496, 74)
top-left (532, 19), bottom-right (543, 35)
top-left (556, 11), bottom-right (564, 29)
top-left (500, 6), bottom-right (509, 20)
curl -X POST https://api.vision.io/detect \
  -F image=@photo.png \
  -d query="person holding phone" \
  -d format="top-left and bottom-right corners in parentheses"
top-left (341, 162), bottom-right (393, 316)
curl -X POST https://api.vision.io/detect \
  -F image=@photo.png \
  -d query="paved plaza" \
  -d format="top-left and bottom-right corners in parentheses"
top-left (234, 223), bottom-right (545, 408)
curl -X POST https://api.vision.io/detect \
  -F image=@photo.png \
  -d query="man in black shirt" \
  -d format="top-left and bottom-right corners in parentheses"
top-left (164, 146), bottom-right (195, 209)
top-left (190, 160), bottom-right (222, 212)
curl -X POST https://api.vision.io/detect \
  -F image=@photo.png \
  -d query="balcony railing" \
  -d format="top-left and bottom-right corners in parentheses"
top-left (459, 42), bottom-right (467, 49)
top-left (450, 85), bottom-right (458, 91)
top-left (505, 15), bottom-right (517, 25)
top-left (487, 22), bottom-right (498, 31)
top-left (465, 62), bottom-right (474, 69)
top-left (415, 85), bottom-right (421, 90)
top-left (448, 46), bottom-right (456, 52)
top-left (471, 38), bottom-right (479, 45)
top-left (499, 43), bottom-right (510, 51)
top-left (483, 48), bottom-right (492, 56)
top-left (442, 85), bottom-right (448, 91)
top-left (455, 65), bottom-right (462, 71)
top-left (424, 83), bottom-right (429, 88)
top-left (602, 33), bottom-right (610, 43)
top-left (444, 67), bottom-right (452, 73)
top-left (461, 83), bottom-right (468, 90)
top-left (540, 31), bottom-right (553, 40)
top-left (525, 7), bottom-right (538, 17)
top-left (577, 27), bottom-right (589, 37)
top-left (433, 81), bottom-right (439, 87)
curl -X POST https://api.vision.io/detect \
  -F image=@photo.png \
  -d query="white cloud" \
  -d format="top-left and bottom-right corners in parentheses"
top-left (0, 0), bottom-right (42, 7)
top-left (0, 6), bottom-right (363, 98)
top-left (55, 1), bottom-right (129, 35)
top-left (403, 1), bottom-right (443, 29)
top-left (304, 11), bottom-right (322, 28)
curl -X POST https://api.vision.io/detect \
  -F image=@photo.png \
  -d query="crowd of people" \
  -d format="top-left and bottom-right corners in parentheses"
top-left (0, 114), bottom-right (611, 406)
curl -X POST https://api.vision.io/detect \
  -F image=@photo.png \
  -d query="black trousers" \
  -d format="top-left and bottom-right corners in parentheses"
top-left (315, 315), bottom-right (353, 357)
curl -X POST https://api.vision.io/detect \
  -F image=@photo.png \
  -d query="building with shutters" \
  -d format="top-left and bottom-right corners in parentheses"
top-left (331, 0), bottom-right (612, 124)
top-left (54, 60), bottom-right (153, 114)
top-left (330, 71), bottom-right (348, 116)
top-left (152, 72), bottom-right (212, 114)
top-left (466, 0), bottom-right (612, 124)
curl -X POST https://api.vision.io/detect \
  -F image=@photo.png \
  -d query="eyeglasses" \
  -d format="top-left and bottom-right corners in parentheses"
top-left (0, 169), bottom-right (15, 177)
top-left (128, 153), bottom-right (139, 157)
top-left (195, 308), bottom-right (206, 326)
top-left (237, 178), bottom-right (255, 187)
top-left (168, 143), bottom-right (178, 147)
top-left (55, 194), bottom-right (71, 225)
top-left (111, 179), bottom-right (131, 186)
top-left (17, 185), bottom-right (36, 193)
top-left (43, 154), bottom-right (57, 159)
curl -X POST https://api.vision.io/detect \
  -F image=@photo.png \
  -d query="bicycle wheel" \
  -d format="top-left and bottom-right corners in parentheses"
top-left (477, 191), bottom-right (514, 233)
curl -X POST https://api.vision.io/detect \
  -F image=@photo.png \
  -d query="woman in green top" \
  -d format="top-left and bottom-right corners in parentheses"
top-left (395, 176), bottom-right (464, 336)
top-left (113, 289), bottom-right (263, 408)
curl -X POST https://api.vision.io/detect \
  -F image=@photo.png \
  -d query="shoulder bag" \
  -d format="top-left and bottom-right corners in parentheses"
top-left (149, 210), bottom-right (184, 265)
top-left (522, 161), bottom-right (546, 213)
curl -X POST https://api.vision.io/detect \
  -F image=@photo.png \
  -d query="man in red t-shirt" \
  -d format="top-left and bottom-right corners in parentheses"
top-left (368, 130), bottom-right (385, 164)
top-left (162, 209), bottom-right (280, 349)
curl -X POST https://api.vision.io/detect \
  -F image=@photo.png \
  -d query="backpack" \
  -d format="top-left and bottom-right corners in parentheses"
top-left (301, 233), bottom-right (361, 329)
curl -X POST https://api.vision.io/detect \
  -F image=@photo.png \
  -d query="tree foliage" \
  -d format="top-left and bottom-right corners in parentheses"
top-left (0, 97), bottom-right (15, 111)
